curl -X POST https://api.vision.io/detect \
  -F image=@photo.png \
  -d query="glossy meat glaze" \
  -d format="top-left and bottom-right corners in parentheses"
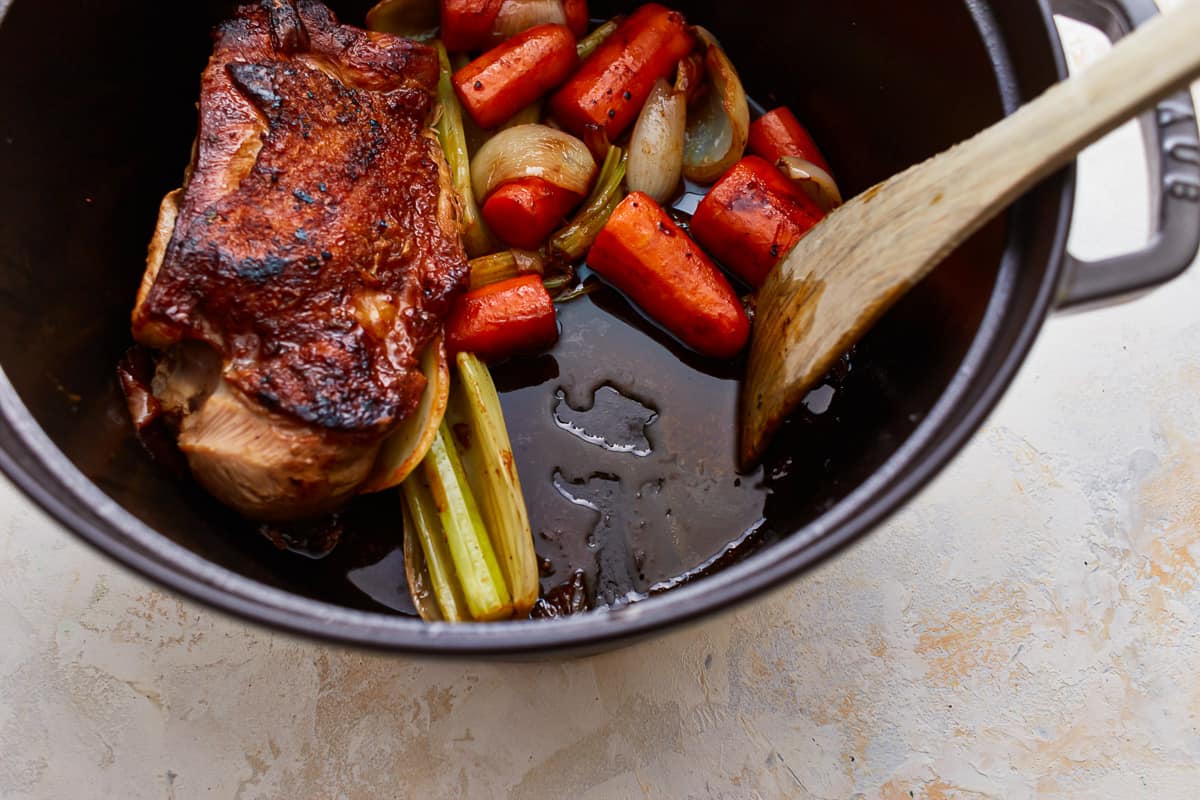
top-left (131, 0), bottom-right (467, 520)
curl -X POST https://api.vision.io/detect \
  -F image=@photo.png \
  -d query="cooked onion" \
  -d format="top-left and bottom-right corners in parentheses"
top-left (489, 0), bottom-right (568, 43)
top-left (683, 28), bottom-right (750, 185)
top-left (359, 337), bottom-right (449, 493)
top-left (778, 156), bottom-right (843, 212)
top-left (472, 124), bottom-right (597, 201)
top-left (674, 52), bottom-right (705, 106)
top-left (365, 0), bottom-right (440, 40)
top-left (627, 79), bottom-right (685, 203)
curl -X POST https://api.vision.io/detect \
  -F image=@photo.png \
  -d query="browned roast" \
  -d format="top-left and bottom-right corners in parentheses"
top-left (132, 0), bottom-right (467, 521)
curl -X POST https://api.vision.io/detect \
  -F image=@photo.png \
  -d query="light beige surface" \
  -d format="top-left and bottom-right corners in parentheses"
top-left (3, 17), bottom-right (1200, 800)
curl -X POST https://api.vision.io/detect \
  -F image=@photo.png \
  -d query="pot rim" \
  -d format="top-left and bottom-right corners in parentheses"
top-left (0, 1), bottom-right (1073, 656)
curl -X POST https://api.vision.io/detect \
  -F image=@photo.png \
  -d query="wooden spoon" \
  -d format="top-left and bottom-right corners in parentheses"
top-left (741, 1), bottom-right (1200, 467)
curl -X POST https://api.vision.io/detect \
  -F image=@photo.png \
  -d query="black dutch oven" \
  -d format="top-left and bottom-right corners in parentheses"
top-left (0, 0), bottom-right (1196, 656)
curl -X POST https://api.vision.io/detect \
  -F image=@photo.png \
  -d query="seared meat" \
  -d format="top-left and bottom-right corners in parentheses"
top-left (133, 0), bottom-right (467, 520)
top-left (152, 343), bottom-right (379, 520)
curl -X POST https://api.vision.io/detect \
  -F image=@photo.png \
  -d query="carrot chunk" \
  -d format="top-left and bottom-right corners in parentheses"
top-left (562, 0), bottom-right (589, 38)
top-left (454, 23), bottom-right (579, 129)
top-left (446, 275), bottom-right (559, 361)
top-left (441, 0), bottom-right (504, 52)
top-left (549, 4), bottom-right (695, 145)
top-left (690, 156), bottom-right (827, 288)
top-left (587, 192), bottom-right (749, 359)
top-left (748, 107), bottom-right (832, 175)
top-left (481, 177), bottom-right (583, 250)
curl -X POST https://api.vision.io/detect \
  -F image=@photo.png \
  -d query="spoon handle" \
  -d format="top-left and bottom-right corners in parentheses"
top-left (923, 0), bottom-right (1200, 260)
top-left (741, 1), bottom-right (1200, 466)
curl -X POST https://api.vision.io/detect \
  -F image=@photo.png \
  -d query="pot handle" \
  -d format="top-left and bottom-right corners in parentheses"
top-left (1051, 0), bottom-right (1200, 308)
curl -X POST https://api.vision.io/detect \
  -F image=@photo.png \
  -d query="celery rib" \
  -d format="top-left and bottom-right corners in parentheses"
top-left (422, 424), bottom-right (512, 621)
top-left (435, 41), bottom-right (495, 258)
top-left (549, 145), bottom-right (627, 264)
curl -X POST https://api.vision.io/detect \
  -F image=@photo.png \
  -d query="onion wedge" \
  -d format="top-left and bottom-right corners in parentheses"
top-left (777, 155), bottom-right (844, 212)
top-left (627, 78), bottom-right (685, 203)
top-left (488, 0), bottom-right (568, 43)
top-left (674, 52), bottom-right (705, 106)
top-left (360, 337), bottom-right (450, 494)
top-left (471, 124), bottom-right (597, 201)
top-left (683, 28), bottom-right (750, 184)
top-left (366, 0), bottom-right (440, 39)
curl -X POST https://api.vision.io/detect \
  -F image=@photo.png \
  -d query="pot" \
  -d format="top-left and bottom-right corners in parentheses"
top-left (0, 0), bottom-right (1195, 656)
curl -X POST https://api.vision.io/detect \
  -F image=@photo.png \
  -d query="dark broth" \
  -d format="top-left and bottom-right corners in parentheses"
top-left (110, 44), bottom-right (854, 617)
top-left (267, 273), bottom-right (856, 617)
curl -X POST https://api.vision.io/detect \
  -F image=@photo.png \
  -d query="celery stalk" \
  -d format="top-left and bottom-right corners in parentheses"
top-left (450, 52), bottom-right (493, 157)
top-left (402, 475), bottom-right (469, 623)
top-left (435, 42), bottom-right (495, 258)
top-left (422, 423), bottom-right (512, 621)
top-left (469, 249), bottom-right (545, 290)
top-left (549, 145), bottom-right (627, 263)
top-left (449, 353), bottom-right (540, 615)
top-left (577, 18), bottom-right (619, 60)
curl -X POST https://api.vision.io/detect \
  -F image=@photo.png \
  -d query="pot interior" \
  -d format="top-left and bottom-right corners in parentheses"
top-left (0, 0), bottom-right (1065, 624)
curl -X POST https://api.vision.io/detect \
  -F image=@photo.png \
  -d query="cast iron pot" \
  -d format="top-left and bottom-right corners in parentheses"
top-left (0, 0), bottom-right (1196, 656)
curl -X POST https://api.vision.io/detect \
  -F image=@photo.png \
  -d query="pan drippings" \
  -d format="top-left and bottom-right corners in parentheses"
top-left (274, 275), bottom-right (857, 617)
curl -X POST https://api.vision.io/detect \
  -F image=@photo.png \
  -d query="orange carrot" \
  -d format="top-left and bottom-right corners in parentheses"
top-left (587, 192), bottom-right (749, 359)
top-left (454, 24), bottom-right (579, 129)
top-left (562, 0), bottom-right (589, 39)
top-left (446, 275), bottom-right (559, 361)
top-left (690, 156), bottom-right (826, 288)
top-left (748, 107), bottom-right (832, 175)
top-left (481, 177), bottom-right (583, 250)
top-left (549, 4), bottom-right (695, 145)
top-left (441, 0), bottom-right (504, 52)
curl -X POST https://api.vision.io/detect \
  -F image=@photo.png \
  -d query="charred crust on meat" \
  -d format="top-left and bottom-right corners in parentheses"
top-left (266, 0), bottom-right (310, 53)
top-left (133, 0), bottom-right (466, 440)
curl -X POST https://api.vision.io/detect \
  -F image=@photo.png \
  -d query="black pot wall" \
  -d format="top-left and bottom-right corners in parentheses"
top-left (0, 0), bottom-right (1071, 654)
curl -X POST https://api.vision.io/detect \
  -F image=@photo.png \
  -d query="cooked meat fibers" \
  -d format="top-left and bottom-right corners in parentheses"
top-left (132, 0), bottom-right (467, 520)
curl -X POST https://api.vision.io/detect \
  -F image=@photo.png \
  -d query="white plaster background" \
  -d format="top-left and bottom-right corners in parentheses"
top-left (2, 13), bottom-right (1200, 800)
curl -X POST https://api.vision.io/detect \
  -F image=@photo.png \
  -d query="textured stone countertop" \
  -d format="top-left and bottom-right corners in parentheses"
top-left (3, 14), bottom-right (1200, 800)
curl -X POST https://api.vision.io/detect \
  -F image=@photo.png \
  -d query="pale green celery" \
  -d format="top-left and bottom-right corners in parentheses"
top-left (422, 424), bottom-right (512, 621)
top-left (576, 18), bottom-right (619, 60)
top-left (449, 353), bottom-right (540, 616)
top-left (541, 273), bottom-right (575, 292)
top-left (449, 52), bottom-right (493, 156)
top-left (469, 250), bottom-right (544, 290)
top-left (552, 279), bottom-right (600, 305)
top-left (402, 476), bottom-right (469, 623)
top-left (549, 145), bottom-right (627, 263)
top-left (435, 42), bottom-right (496, 258)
